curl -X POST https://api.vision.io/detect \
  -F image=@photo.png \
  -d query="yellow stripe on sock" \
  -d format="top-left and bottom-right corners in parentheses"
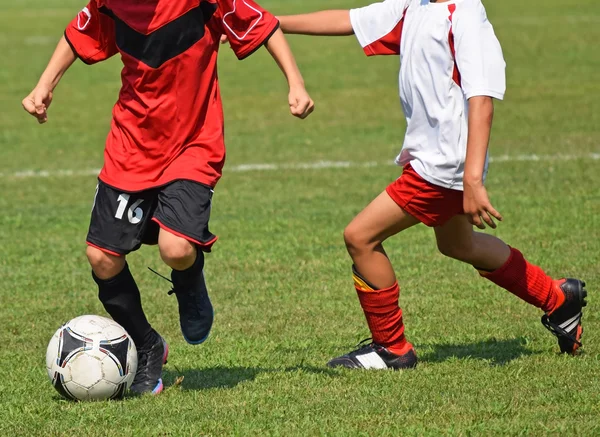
top-left (353, 273), bottom-right (375, 292)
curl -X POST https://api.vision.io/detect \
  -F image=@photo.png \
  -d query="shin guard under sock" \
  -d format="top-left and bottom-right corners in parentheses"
top-left (480, 247), bottom-right (562, 313)
top-left (353, 267), bottom-right (410, 355)
top-left (94, 263), bottom-right (154, 348)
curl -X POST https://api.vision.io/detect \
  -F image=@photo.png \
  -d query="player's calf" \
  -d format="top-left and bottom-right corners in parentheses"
top-left (94, 262), bottom-right (157, 351)
top-left (167, 248), bottom-right (214, 345)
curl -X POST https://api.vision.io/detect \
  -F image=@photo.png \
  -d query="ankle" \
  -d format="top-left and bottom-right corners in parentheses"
top-left (387, 341), bottom-right (413, 356)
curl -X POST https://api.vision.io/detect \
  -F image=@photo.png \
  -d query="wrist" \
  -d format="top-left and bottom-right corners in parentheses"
top-left (38, 73), bottom-right (60, 91)
top-left (463, 174), bottom-right (483, 186)
top-left (288, 78), bottom-right (305, 89)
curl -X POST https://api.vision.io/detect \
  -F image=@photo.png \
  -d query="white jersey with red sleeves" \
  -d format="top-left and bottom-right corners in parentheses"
top-left (350, 0), bottom-right (506, 190)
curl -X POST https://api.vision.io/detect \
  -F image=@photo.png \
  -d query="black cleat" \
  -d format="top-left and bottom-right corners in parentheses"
top-left (168, 272), bottom-right (214, 345)
top-left (130, 331), bottom-right (169, 395)
top-left (327, 342), bottom-right (418, 370)
top-left (542, 278), bottom-right (587, 355)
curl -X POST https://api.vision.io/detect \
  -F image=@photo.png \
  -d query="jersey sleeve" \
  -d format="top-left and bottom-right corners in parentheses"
top-left (452, 3), bottom-right (506, 100)
top-left (214, 0), bottom-right (280, 60)
top-left (349, 0), bottom-right (409, 56)
top-left (64, 1), bottom-right (117, 65)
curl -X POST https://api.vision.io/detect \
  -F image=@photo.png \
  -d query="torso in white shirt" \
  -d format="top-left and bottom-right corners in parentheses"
top-left (350, 0), bottom-right (506, 190)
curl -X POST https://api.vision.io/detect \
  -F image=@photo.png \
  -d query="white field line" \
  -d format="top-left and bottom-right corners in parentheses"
top-left (0, 153), bottom-right (598, 180)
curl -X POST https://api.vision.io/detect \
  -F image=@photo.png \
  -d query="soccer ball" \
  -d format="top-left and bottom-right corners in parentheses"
top-left (46, 315), bottom-right (138, 401)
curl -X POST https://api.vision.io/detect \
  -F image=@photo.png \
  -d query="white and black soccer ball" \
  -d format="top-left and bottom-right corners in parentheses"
top-left (46, 315), bottom-right (138, 401)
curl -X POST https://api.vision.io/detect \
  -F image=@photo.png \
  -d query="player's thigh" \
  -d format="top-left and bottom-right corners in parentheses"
top-left (434, 214), bottom-right (475, 257)
top-left (153, 180), bottom-right (218, 252)
top-left (87, 181), bottom-right (158, 256)
top-left (345, 190), bottom-right (420, 247)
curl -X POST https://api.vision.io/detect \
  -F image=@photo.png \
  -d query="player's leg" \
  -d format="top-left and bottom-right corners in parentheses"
top-left (328, 191), bottom-right (420, 370)
top-left (87, 182), bottom-right (167, 394)
top-left (153, 180), bottom-right (217, 345)
top-left (435, 215), bottom-right (587, 354)
top-left (344, 191), bottom-right (419, 289)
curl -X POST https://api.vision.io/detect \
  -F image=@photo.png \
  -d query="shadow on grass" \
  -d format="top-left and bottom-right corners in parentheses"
top-left (162, 365), bottom-right (337, 391)
top-left (419, 337), bottom-right (534, 366)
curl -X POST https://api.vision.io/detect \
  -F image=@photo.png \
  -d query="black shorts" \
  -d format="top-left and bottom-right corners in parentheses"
top-left (87, 179), bottom-right (217, 256)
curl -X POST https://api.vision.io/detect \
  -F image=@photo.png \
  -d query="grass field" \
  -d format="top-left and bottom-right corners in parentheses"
top-left (1, 0), bottom-right (599, 435)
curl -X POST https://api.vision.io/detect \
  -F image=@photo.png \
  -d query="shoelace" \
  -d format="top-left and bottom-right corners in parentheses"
top-left (148, 267), bottom-right (178, 296)
top-left (132, 349), bottom-right (150, 383)
top-left (354, 337), bottom-right (377, 352)
top-left (541, 314), bottom-right (582, 347)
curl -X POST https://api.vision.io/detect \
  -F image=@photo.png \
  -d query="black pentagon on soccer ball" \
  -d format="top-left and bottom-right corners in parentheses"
top-left (58, 327), bottom-right (87, 367)
top-left (99, 336), bottom-right (130, 377)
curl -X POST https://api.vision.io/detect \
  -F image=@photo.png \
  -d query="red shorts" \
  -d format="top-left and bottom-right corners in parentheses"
top-left (386, 164), bottom-right (464, 227)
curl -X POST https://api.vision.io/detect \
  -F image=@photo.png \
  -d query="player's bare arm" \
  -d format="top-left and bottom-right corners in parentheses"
top-left (22, 36), bottom-right (76, 124)
top-left (264, 28), bottom-right (315, 119)
top-left (279, 11), bottom-right (354, 36)
top-left (463, 96), bottom-right (503, 230)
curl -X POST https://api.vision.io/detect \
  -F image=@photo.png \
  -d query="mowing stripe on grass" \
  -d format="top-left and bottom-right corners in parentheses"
top-left (0, 152), bottom-right (598, 179)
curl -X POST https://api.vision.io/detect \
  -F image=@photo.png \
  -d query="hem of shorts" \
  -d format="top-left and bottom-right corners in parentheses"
top-left (385, 185), bottom-right (437, 227)
top-left (98, 174), bottom-right (216, 194)
top-left (408, 163), bottom-right (464, 192)
top-left (151, 218), bottom-right (218, 252)
top-left (86, 241), bottom-right (124, 257)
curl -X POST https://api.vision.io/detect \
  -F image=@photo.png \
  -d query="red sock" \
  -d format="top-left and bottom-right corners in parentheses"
top-left (480, 247), bottom-right (563, 313)
top-left (355, 280), bottom-right (411, 355)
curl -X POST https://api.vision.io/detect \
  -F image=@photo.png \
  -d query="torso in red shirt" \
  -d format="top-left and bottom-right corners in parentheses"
top-left (65, 0), bottom-right (278, 192)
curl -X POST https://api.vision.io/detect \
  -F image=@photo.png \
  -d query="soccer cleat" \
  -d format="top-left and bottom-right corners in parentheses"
top-left (168, 275), bottom-right (214, 345)
top-left (541, 279), bottom-right (587, 355)
top-left (327, 342), bottom-right (418, 370)
top-left (130, 331), bottom-right (169, 395)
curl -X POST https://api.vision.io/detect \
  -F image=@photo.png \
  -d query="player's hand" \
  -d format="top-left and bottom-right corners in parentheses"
top-left (220, 34), bottom-right (229, 44)
top-left (288, 85), bottom-right (314, 119)
top-left (22, 84), bottom-right (53, 124)
top-left (463, 179), bottom-right (503, 229)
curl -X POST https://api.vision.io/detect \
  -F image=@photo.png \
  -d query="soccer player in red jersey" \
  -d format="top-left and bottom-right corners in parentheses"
top-left (23, 0), bottom-right (314, 394)
top-left (276, 0), bottom-right (587, 369)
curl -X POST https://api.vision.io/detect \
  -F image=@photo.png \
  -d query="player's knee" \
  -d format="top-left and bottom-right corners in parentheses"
top-left (159, 237), bottom-right (195, 270)
top-left (86, 246), bottom-right (125, 279)
top-left (437, 240), bottom-right (474, 263)
top-left (344, 223), bottom-right (372, 255)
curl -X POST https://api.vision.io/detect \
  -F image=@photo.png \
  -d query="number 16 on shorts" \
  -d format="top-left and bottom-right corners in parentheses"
top-left (115, 194), bottom-right (144, 224)
top-left (87, 182), bottom-right (156, 255)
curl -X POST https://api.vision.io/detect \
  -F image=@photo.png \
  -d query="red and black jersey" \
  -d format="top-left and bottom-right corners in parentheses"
top-left (65, 0), bottom-right (279, 192)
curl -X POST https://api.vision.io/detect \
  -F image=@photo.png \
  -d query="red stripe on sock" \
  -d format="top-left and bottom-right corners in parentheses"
top-left (481, 247), bottom-right (559, 312)
top-left (356, 282), bottom-right (408, 352)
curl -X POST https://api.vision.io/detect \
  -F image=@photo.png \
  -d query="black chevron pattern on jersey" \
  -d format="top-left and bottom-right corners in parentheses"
top-left (99, 2), bottom-right (218, 69)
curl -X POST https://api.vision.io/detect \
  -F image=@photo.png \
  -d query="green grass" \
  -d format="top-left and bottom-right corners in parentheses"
top-left (1, 0), bottom-right (599, 435)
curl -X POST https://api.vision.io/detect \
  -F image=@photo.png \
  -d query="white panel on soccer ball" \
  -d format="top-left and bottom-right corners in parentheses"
top-left (60, 364), bottom-right (73, 383)
top-left (69, 315), bottom-right (111, 337)
top-left (63, 380), bottom-right (92, 402)
top-left (88, 378), bottom-right (119, 401)
top-left (125, 341), bottom-right (138, 387)
top-left (45, 328), bottom-right (62, 380)
top-left (69, 352), bottom-right (104, 387)
top-left (102, 323), bottom-right (129, 342)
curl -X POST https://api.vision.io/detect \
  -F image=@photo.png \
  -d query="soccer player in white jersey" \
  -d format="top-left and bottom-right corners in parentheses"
top-left (278, 0), bottom-right (588, 369)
